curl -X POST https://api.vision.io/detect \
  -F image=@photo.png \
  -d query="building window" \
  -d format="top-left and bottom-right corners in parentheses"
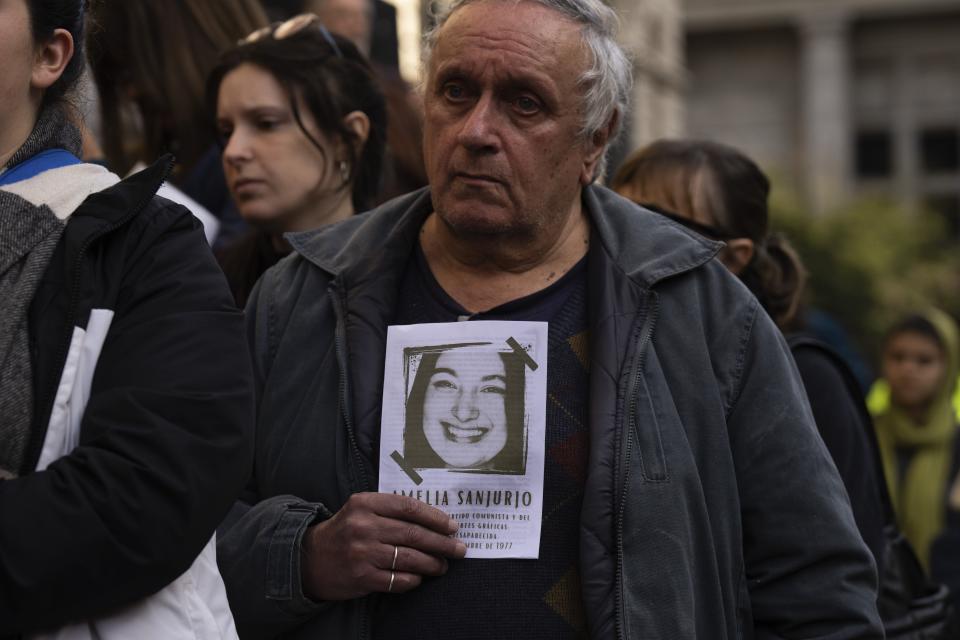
top-left (920, 127), bottom-right (960, 174)
top-left (855, 130), bottom-right (893, 179)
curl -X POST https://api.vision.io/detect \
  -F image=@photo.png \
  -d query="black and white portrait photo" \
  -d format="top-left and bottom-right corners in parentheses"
top-left (403, 346), bottom-right (527, 474)
top-left (378, 321), bottom-right (548, 558)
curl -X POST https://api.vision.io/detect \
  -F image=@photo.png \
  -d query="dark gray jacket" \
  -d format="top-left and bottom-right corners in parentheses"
top-left (218, 186), bottom-right (883, 639)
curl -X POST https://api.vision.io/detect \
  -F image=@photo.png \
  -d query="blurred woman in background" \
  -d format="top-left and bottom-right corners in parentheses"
top-left (87, 0), bottom-right (267, 246)
top-left (208, 14), bottom-right (387, 307)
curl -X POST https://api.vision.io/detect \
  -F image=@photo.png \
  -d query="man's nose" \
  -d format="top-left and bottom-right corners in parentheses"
top-left (456, 93), bottom-right (500, 153)
top-left (452, 390), bottom-right (481, 422)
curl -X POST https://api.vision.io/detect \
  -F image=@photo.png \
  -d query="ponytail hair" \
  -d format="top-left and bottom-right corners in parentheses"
top-left (740, 232), bottom-right (807, 329)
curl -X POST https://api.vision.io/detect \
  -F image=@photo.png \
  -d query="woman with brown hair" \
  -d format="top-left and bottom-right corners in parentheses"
top-left (87, 0), bottom-right (268, 245)
top-left (208, 14), bottom-right (388, 307)
top-left (611, 139), bottom-right (805, 328)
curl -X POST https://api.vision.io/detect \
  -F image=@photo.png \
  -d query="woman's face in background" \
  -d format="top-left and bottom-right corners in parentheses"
top-left (883, 330), bottom-right (947, 413)
top-left (422, 351), bottom-right (509, 468)
top-left (217, 63), bottom-right (343, 234)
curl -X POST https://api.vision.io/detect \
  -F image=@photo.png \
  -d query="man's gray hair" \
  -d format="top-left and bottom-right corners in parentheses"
top-left (423, 0), bottom-right (633, 179)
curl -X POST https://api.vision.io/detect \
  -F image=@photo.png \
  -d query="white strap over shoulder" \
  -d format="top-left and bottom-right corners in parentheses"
top-left (32, 310), bottom-right (238, 639)
top-left (30, 537), bottom-right (237, 640)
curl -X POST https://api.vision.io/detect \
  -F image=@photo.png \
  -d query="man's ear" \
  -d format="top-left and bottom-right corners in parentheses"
top-left (32, 28), bottom-right (74, 92)
top-left (580, 110), bottom-right (619, 185)
top-left (342, 110), bottom-right (371, 152)
top-left (720, 238), bottom-right (755, 275)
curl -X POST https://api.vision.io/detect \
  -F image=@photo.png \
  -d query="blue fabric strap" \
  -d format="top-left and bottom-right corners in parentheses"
top-left (0, 149), bottom-right (82, 187)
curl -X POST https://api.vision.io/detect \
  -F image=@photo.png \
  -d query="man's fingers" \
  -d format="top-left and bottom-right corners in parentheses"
top-left (384, 571), bottom-right (422, 594)
top-left (384, 544), bottom-right (449, 577)
top-left (363, 493), bottom-right (459, 534)
top-left (379, 518), bottom-right (466, 559)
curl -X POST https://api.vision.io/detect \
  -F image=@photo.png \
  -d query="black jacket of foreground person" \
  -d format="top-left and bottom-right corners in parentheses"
top-left (0, 153), bottom-right (255, 634)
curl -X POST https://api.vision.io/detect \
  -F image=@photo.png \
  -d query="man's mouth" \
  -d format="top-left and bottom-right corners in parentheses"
top-left (441, 421), bottom-right (489, 443)
top-left (453, 172), bottom-right (502, 186)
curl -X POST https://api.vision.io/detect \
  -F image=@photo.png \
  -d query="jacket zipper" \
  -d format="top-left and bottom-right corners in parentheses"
top-left (22, 158), bottom-right (174, 474)
top-left (613, 292), bottom-right (659, 640)
top-left (328, 282), bottom-right (373, 640)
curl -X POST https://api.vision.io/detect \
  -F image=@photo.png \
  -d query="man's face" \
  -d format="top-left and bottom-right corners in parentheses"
top-left (422, 0), bottom-right (604, 239)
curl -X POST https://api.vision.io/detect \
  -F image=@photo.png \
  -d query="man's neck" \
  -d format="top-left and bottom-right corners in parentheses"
top-left (419, 203), bottom-right (590, 314)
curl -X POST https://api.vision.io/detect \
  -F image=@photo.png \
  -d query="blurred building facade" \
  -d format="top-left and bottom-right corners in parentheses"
top-left (331, 0), bottom-right (960, 221)
top-left (683, 0), bottom-right (960, 227)
top-left (609, 0), bottom-right (686, 162)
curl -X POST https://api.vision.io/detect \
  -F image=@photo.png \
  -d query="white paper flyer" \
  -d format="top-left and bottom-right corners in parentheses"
top-left (378, 321), bottom-right (548, 559)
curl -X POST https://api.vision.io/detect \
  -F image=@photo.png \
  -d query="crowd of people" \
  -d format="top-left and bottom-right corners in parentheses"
top-left (2, 0), bottom-right (959, 638)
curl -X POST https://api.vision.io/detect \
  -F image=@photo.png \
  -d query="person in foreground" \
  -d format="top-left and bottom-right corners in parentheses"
top-left (217, 0), bottom-right (883, 637)
top-left (0, 0), bottom-right (254, 635)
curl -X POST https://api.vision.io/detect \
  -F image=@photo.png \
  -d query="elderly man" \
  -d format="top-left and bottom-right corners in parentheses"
top-left (217, 0), bottom-right (883, 637)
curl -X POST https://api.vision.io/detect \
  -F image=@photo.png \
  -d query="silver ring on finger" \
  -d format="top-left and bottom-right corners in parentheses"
top-left (388, 570), bottom-right (396, 593)
top-left (391, 545), bottom-right (399, 571)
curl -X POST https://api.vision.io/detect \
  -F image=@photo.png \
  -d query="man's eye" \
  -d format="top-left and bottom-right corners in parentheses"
top-left (442, 83), bottom-right (467, 102)
top-left (514, 96), bottom-right (540, 114)
top-left (432, 380), bottom-right (457, 390)
top-left (481, 385), bottom-right (506, 395)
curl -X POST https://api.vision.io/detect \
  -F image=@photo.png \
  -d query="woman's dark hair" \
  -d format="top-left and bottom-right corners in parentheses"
top-left (404, 350), bottom-right (526, 474)
top-left (611, 139), bottom-right (807, 329)
top-left (884, 315), bottom-right (946, 356)
top-left (206, 26), bottom-right (388, 212)
top-left (27, 0), bottom-right (87, 107)
top-left (87, 0), bottom-right (267, 176)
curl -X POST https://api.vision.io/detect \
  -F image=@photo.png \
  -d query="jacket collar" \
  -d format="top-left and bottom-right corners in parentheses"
top-left (286, 188), bottom-right (431, 287)
top-left (584, 185), bottom-right (722, 289)
top-left (69, 155), bottom-right (174, 229)
top-left (287, 184), bottom-right (722, 289)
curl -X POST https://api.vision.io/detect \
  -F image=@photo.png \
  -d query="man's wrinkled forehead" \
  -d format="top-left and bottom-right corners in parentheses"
top-left (428, 0), bottom-right (587, 77)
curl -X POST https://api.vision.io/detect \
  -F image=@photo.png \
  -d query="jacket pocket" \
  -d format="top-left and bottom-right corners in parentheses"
top-left (629, 371), bottom-right (669, 483)
top-left (622, 294), bottom-right (669, 484)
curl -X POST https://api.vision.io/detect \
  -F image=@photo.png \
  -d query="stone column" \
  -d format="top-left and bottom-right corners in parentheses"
top-left (800, 10), bottom-right (852, 214)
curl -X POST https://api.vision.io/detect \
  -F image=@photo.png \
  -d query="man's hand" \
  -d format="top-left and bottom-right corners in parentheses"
top-left (301, 493), bottom-right (466, 601)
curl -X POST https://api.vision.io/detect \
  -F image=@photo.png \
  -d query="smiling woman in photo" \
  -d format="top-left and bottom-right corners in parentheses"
top-left (404, 348), bottom-right (527, 473)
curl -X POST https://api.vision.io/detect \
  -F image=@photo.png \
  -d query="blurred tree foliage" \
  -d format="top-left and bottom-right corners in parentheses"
top-left (770, 193), bottom-right (960, 366)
